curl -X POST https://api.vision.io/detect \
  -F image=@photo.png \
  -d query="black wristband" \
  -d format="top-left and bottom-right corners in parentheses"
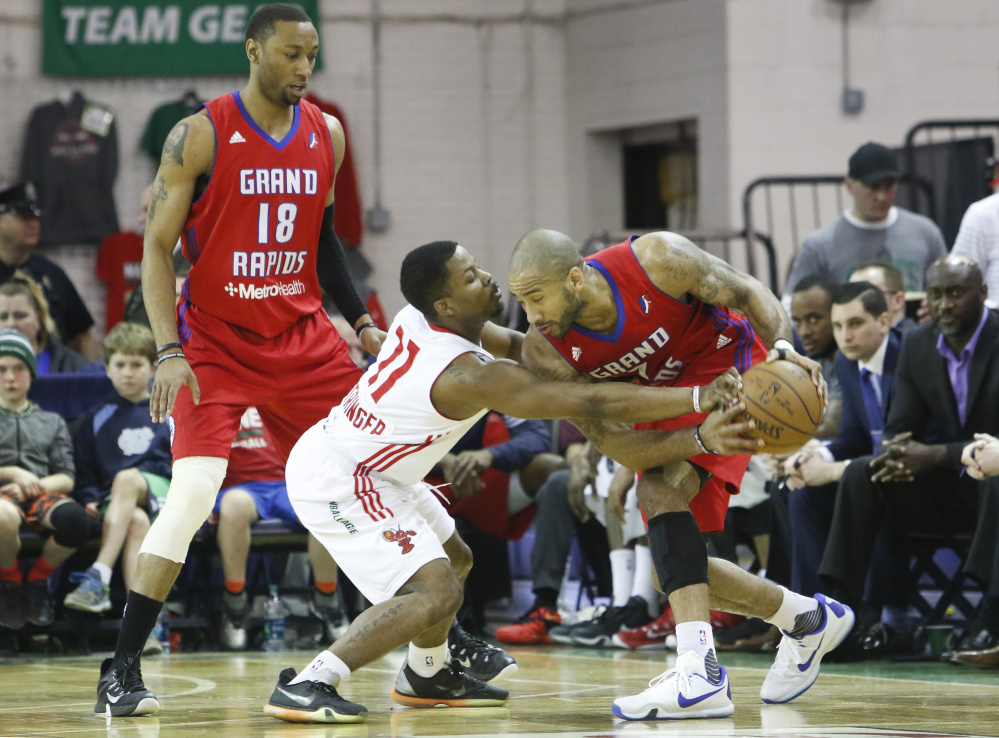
top-left (155, 352), bottom-right (186, 366)
top-left (693, 425), bottom-right (719, 455)
top-left (355, 321), bottom-right (378, 337)
top-left (157, 342), bottom-right (183, 354)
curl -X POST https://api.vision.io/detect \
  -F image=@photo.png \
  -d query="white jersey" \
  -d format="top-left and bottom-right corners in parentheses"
top-left (321, 304), bottom-right (492, 487)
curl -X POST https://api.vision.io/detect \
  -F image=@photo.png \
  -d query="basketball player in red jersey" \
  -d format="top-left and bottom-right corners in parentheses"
top-left (509, 230), bottom-right (855, 720)
top-left (93, 4), bottom-right (385, 718)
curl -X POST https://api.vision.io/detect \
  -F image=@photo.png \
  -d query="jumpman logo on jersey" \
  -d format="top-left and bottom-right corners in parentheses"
top-left (309, 132), bottom-right (319, 149)
top-left (229, 130), bottom-right (246, 144)
top-left (639, 293), bottom-right (653, 315)
top-left (572, 346), bottom-right (582, 361)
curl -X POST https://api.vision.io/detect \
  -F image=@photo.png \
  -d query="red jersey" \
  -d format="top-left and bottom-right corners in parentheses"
top-left (545, 239), bottom-right (759, 386)
top-left (181, 93), bottom-right (335, 337)
top-left (221, 407), bottom-right (285, 489)
top-left (96, 230), bottom-right (143, 330)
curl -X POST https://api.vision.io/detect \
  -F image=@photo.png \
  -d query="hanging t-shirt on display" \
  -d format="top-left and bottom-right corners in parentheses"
top-left (19, 91), bottom-right (120, 247)
top-left (140, 92), bottom-right (202, 161)
top-left (96, 230), bottom-right (143, 331)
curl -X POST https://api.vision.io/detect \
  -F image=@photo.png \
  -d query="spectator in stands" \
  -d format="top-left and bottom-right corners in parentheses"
top-left (954, 434), bottom-right (999, 667)
top-left (952, 183), bottom-right (999, 309)
top-left (63, 323), bottom-right (171, 632)
top-left (819, 257), bottom-right (999, 629)
top-left (782, 282), bottom-right (914, 658)
top-left (0, 183), bottom-right (97, 359)
top-left (0, 274), bottom-right (89, 374)
top-left (215, 408), bottom-right (349, 651)
top-left (789, 274), bottom-right (842, 438)
top-left (0, 330), bottom-right (86, 629)
top-left (849, 261), bottom-right (918, 331)
top-left (784, 142), bottom-right (946, 299)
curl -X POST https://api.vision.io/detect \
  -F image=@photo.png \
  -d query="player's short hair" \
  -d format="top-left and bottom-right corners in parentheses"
top-left (831, 281), bottom-right (888, 318)
top-left (509, 229), bottom-right (583, 280)
top-left (104, 322), bottom-right (157, 365)
top-left (851, 261), bottom-right (905, 293)
top-left (401, 241), bottom-right (459, 317)
top-left (245, 3), bottom-right (313, 44)
top-left (791, 272), bottom-right (837, 298)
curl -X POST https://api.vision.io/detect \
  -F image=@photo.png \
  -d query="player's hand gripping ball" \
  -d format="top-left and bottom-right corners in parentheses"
top-left (738, 360), bottom-right (824, 453)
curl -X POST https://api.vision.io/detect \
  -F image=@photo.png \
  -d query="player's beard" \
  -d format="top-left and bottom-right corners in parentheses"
top-left (258, 62), bottom-right (301, 108)
top-left (546, 286), bottom-right (585, 339)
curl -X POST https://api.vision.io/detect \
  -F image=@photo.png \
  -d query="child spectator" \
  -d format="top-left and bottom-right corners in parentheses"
top-left (63, 323), bottom-right (171, 624)
top-left (0, 329), bottom-right (85, 629)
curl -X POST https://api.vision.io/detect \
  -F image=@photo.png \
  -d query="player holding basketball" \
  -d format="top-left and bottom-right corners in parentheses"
top-left (93, 4), bottom-right (385, 718)
top-left (508, 230), bottom-right (853, 720)
top-left (264, 240), bottom-right (753, 723)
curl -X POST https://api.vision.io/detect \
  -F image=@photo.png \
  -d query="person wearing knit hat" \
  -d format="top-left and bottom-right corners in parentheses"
top-left (0, 326), bottom-right (88, 632)
top-left (0, 329), bottom-right (38, 381)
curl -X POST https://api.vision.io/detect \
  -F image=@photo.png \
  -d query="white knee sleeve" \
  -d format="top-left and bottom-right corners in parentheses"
top-left (139, 456), bottom-right (228, 563)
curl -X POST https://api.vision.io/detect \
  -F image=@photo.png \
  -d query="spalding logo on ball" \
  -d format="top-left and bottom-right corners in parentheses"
top-left (738, 360), bottom-right (824, 453)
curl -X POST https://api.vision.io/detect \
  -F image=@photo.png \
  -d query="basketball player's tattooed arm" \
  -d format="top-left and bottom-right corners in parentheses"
top-left (634, 232), bottom-right (827, 403)
top-left (143, 112), bottom-right (216, 422)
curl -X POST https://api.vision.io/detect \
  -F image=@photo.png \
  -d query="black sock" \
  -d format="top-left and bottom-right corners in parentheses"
top-left (115, 590), bottom-right (165, 660)
top-left (533, 588), bottom-right (559, 611)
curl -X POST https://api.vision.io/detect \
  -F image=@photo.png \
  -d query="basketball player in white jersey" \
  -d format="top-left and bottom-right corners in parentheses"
top-left (264, 240), bottom-right (759, 724)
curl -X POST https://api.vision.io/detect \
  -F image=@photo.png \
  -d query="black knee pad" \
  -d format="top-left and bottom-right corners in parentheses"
top-left (647, 511), bottom-right (709, 598)
top-left (50, 502), bottom-right (90, 549)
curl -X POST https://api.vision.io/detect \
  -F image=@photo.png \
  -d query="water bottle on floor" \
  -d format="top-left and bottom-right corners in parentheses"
top-left (263, 585), bottom-right (287, 651)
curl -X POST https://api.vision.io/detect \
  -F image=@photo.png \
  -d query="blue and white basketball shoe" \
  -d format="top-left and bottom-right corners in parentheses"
top-left (612, 650), bottom-right (734, 720)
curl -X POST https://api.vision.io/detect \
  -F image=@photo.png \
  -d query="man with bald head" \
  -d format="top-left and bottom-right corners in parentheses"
top-left (820, 255), bottom-right (999, 622)
top-left (509, 229), bottom-right (853, 719)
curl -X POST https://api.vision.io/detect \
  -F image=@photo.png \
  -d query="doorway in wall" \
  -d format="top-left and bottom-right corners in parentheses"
top-left (622, 119), bottom-right (698, 231)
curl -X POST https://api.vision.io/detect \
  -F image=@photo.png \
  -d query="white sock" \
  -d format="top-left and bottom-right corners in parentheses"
top-left (289, 650), bottom-right (350, 687)
top-left (408, 641), bottom-right (448, 678)
top-left (766, 587), bottom-right (819, 633)
top-left (609, 549), bottom-right (635, 607)
top-left (675, 620), bottom-right (714, 660)
top-left (92, 563), bottom-right (112, 586)
top-left (631, 545), bottom-right (659, 617)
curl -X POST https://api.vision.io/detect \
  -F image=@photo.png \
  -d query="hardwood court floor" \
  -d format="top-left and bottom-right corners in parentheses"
top-left (2, 646), bottom-right (998, 738)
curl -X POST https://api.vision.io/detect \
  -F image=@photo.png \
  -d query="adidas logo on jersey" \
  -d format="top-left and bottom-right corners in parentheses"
top-left (716, 335), bottom-right (733, 350)
top-left (229, 131), bottom-right (246, 144)
top-left (572, 346), bottom-right (582, 361)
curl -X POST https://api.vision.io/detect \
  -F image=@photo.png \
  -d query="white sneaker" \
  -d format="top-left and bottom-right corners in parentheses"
top-left (760, 593), bottom-right (855, 704)
top-left (612, 650), bottom-right (734, 720)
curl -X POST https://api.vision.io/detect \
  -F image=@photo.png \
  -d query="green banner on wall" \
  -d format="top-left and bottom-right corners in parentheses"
top-left (43, 1), bottom-right (323, 77)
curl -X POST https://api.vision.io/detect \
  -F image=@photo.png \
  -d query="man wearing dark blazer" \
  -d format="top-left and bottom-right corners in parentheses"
top-left (781, 283), bottom-right (907, 623)
top-left (819, 256), bottom-right (999, 615)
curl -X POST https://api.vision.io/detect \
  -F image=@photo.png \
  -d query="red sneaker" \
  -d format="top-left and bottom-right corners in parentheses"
top-left (710, 610), bottom-right (746, 633)
top-left (494, 607), bottom-right (561, 645)
top-left (612, 607), bottom-right (676, 650)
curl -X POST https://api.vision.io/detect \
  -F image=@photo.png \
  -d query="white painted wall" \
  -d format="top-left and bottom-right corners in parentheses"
top-left (3, 0), bottom-right (999, 325)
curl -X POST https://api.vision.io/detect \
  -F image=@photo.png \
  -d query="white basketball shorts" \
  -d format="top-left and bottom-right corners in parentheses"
top-left (286, 423), bottom-right (456, 604)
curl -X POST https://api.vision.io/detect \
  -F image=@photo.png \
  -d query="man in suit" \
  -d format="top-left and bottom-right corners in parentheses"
top-left (781, 282), bottom-right (913, 656)
top-left (849, 261), bottom-right (917, 332)
top-left (819, 256), bottom-right (998, 619)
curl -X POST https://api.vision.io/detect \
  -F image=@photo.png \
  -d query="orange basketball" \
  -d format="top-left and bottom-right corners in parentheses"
top-left (738, 360), bottom-right (824, 453)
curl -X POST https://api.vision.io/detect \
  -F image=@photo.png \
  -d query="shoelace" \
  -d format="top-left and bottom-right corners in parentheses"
top-left (116, 658), bottom-right (147, 692)
top-left (646, 666), bottom-right (691, 696)
top-left (445, 658), bottom-right (484, 688)
top-left (451, 627), bottom-right (493, 658)
top-left (772, 633), bottom-right (804, 674)
top-left (312, 680), bottom-right (342, 699)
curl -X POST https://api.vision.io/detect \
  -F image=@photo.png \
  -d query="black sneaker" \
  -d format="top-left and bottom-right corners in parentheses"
top-left (95, 655), bottom-right (160, 717)
top-left (391, 658), bottom-right (509, 708)
top-left (715, 617), bottom-right (772, 650)
top-left (0, 580), bottom-right (24, 629)
top-left (263, 667), bottom-right (368, 723)
top-left (448, 622), bottom-right (518, 682)
top-left (24, 580), bottom-right (54, 626)
top-left (548, 605), bottom-right (608, 645)
top-left (571, 596), bottom-right (653, 647)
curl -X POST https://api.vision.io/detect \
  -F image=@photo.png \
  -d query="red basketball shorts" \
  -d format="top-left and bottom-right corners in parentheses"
top-left (171, 301), bottom-right (363, 463)
top-left (635, 334), bottom-right (768, 533)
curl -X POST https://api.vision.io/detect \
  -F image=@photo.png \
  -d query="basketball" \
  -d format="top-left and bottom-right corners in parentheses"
top-left (738, 360), bottom-right (824, 453)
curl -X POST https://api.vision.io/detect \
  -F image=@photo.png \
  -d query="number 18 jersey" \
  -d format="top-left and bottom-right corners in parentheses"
top-left (182, 92), bottom-right (335, 337)
top-left (322, 305), bottom-right (492, 487)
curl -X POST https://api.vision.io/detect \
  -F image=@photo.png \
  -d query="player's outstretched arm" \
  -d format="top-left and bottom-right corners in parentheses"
top-left (480, 320), bottom-right (525, 362)
top-left (143, 114), bottom-right (214, 422)
top-left (431, 352), bottom-right (741, 426)
top-left (633, 232), bottom-right (827, 403)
